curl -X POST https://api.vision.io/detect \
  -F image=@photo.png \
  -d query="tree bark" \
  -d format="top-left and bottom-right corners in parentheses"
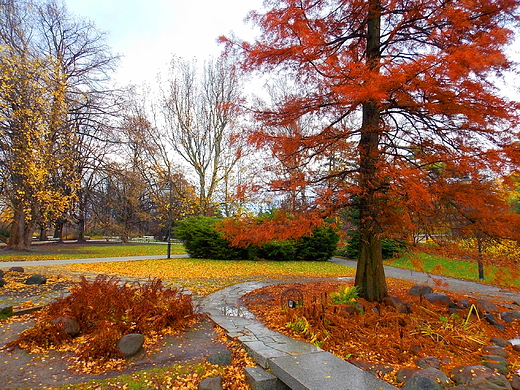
top-left (7, 202), bottom-right (34, 251)
top-left (354, 0), bottom-right (388, 302)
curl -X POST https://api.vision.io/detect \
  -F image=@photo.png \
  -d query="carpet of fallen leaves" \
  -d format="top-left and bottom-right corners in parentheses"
top-left (65, 258), bottom-right (355, 296)
top-left (49, 324), bottom-right (256, 390)
top-left (242, 279), bottom-right (520, 386)
top-left (0, 271), bottom-right (74, 309)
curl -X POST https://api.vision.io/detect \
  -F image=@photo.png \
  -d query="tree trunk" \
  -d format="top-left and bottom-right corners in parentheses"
top-left (7, 203), bottom-right (34, 251)
top-left (354, 0), bottom-right (388, 302)
top-left (54, 219), bottom-right (64, 242)
top-left (477, 235), bottom-right (485, 280)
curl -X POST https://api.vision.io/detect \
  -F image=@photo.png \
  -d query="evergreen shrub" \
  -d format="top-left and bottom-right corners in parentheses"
top-left (338, 230), bottom-right (407, 259)
top-left (175, 216), bottom-right (247, 260)
top-left (177, 216), bottom-right (340, 261)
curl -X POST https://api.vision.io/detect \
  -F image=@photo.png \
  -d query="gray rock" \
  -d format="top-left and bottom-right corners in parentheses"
top-left (51, 317), bottom-right (80, 337)
top-left (9, 266), bottom-right (24, 273)
top-left (401, 375), bottom-right (443, 390)
top-left (424, 292), bottom-right (451, 306)
top-left (383, 295), bottom-right (411, 313)
top-left (409, 284), bottom-right (433, 296)
top-left (0, 269), bottom-right (4, 278)
top-left (450, 365), bottom-right (511, 388)
top-left (25, 274), bottom-right (47, 285)
top-left (511, 374), bottom-right (520, 390)
top-left (502, 311), bottom-right (517, 323)
top-left (410, 367), bottom-right (450, 387)
top-left (491, 337), bottom-right (511, 347)
top-left (207, 350), bottom-right (232, 366)
top-left (481, 354), bottom-right (509, 375)
top-left (476, 298), bottom-right (499, 314)
top-left (117, 333), bottom-right (144, 357)
top-left (455, 298), bottom-right (471, 308)
top-left (199, 376), bottom-right (223, 390)
top-left (415, 356), bottom-right (441, 369)
top-left (485, 314), bottom-right (506, 331)
top-left (397, 368), bottom-right (419, 383)
top-left (0, 278), bottom-right (6, 287)
top-left (482, 345), bottom-right (509, 358)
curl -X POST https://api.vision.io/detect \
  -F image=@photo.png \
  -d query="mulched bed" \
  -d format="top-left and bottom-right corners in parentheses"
top-left (242, 278), bottom-right (520, 386)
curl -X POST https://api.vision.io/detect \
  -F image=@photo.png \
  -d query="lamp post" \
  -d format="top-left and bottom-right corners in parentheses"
top-left (166, 182), bottom-right (172, 259)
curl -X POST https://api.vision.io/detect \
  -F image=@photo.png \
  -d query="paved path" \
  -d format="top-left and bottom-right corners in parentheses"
top-left (0, 254), bottom-right (188, 268)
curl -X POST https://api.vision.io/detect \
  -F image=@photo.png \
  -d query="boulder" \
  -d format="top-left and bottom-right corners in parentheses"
top-left (9, 266), bottom-right (24, 273)
top-left (485, 314), bottom-right (506, 331)
top-left (51, 317), bottom-right (80, 337)
top-left (0, 278), bottom-right (6, 287)
top-left (450, 365), bottom-right (511, 389)
top-left (491, 337), bottom-right (511, 347)
top-left (199, 376), bottom-right (223, 390)
top-left (207, 350), bottom-right (232, 366)
top-left (383, 295), bottom-right (411, 313)
top-left (410, 367), bottom-right (450, 387)
top-left (401, 375), bottom-right (443, 390)
top-left (409, 284), bottom-right (433, 296)
top-left (25, 274), bottom-right (47, 285)
top-left (482, 345), bottom-right (509, 358)
top-left (423, 292), bottom-right (451, 306)
top-left (117, 333), bottom-right (144, 357)
top-left (0, 269), bottom-right (4, 278)
top-left (481, 354), bottom-right (509, 375)
top-left (415, 356), bottom-right (441, 369)
top-left (396, 367), bottom-right (419, 383)
top-left (511, 375), bottom-right (520, 390)
top-left (476, 298), bottom-right (499, 314)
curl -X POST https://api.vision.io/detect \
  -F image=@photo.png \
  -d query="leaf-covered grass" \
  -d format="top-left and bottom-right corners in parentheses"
top-left (65, 258), bottom-right (356, 296)
top-left (53, 363), bottom-right (204, 389)
top-left (0, 243), bottom-right (185, 262)
top-left (386, 252), bottom-right (520, 288)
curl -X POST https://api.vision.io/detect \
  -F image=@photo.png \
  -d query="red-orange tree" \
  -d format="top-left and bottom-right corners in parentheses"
top-left (222, 0), bottom-right (520, 301)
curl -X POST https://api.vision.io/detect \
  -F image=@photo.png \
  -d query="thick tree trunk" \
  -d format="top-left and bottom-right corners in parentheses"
top-left (54, 219), bottom-right (64, 242)
top-left (7, 204), bottom-right (34, 251)
top-left (354, 0), bottom-right (388, 302)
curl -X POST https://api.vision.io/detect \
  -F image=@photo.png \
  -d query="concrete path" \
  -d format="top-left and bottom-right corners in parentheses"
top-left (0, 254), bottom-right (188, 268)
top-left (201, 279), bottom-right (397, 390)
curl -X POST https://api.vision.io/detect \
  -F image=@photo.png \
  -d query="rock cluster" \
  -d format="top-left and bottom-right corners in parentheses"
top-left (363, 284), bottom-right (520, 390)
top-left (0, 266), bottom-right (48, 287)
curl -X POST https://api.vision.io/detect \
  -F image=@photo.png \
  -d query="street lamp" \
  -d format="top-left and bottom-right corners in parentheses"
top-left (164, 181), bottom-right (173, 259)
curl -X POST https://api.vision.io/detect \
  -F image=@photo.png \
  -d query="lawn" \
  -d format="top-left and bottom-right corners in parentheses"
top-left (0, 243), bottom-right (184, 262)
top-left (385, 251), bottom-right (520, 288)
top-left (65, 257), bottom-right (356, 296)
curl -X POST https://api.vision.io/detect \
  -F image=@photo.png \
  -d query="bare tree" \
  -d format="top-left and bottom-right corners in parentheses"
top-left (160, 57), bottom-right (244, 216)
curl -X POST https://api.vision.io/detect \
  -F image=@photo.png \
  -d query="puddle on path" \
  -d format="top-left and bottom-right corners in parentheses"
top-left (219, 305), bottom-right (256, 319)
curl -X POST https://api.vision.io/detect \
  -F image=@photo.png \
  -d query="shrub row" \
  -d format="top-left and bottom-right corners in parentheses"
top-left (175, 216), bottom-right (340, 261)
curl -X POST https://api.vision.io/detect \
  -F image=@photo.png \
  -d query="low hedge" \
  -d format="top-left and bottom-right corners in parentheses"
top-left (176, 216), bottom-right (339, 261)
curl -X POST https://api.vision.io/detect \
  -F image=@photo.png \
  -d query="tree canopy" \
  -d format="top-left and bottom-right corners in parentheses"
top-left (222, 0), bottom-right (520, 301)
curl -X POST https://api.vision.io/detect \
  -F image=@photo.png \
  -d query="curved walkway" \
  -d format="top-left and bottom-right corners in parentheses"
top-left (201, 258), bottom-right (520, 389)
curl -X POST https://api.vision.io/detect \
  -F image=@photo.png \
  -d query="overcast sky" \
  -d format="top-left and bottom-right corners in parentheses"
top-left (65, 0), bottom-right (264, 86)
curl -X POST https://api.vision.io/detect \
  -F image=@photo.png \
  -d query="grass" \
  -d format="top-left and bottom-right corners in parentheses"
top-left (386, 251), bottom-right (520, 288)
top-left (54, 362), bottom-right (207, 389)
top-left (65, 258), bottom-right (356, 296)
top-left (0, 243), bottom-right (185, 262)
